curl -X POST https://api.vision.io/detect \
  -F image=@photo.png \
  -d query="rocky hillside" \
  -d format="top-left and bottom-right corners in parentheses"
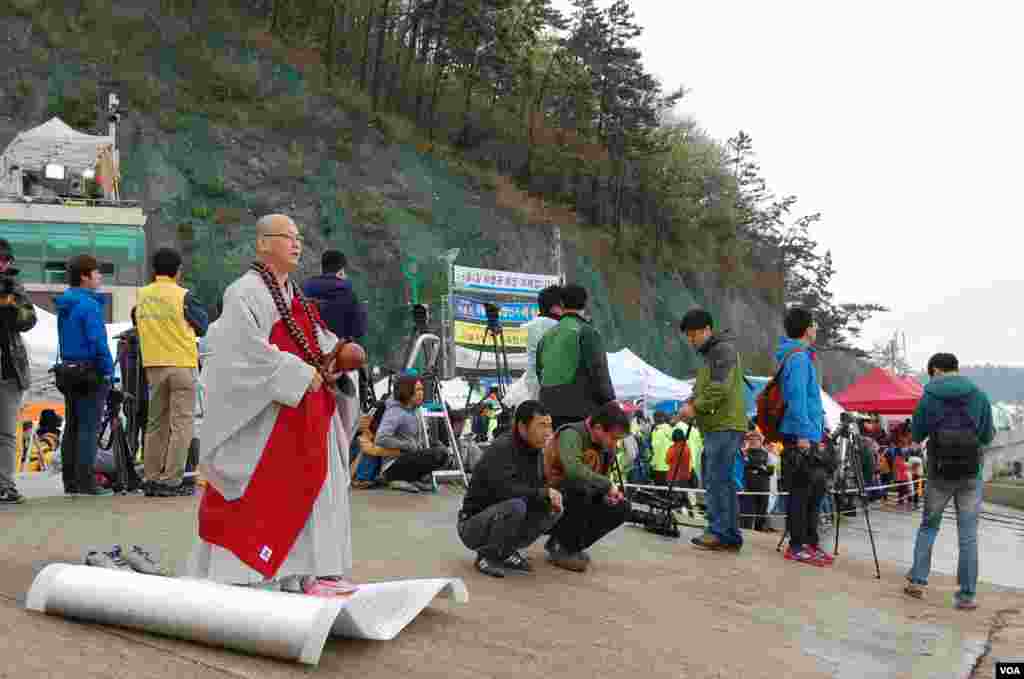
top-left (0, 0), bottom-right (870, 391)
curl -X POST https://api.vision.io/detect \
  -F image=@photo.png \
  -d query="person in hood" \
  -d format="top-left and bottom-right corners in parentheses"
top-left (458, 400), bottom-right (563, 578)
top-left (776, 307), bottom-right (832, 567)
top-left (302, 250), bottom-right (367, 341)
top-left (904, 352), bottom-right (994, 610)
top-left (536, 284), bottom-right (615, 430)
top-left (677, 309), bottom-right (747, 552)
top-left (374, 374), bottom-right (449, 493)
top-left (0, 237), bottom-right (37, 503)
top-left (55, 254), bottom-right (115, 496)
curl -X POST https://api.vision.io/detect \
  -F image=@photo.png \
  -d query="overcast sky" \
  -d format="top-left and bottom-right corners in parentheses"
top-left (555, 0), bottom-right (1023, 369)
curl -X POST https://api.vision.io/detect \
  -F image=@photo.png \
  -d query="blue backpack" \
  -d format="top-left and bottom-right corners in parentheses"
top-left (930, 398), bottom-right (981, 480)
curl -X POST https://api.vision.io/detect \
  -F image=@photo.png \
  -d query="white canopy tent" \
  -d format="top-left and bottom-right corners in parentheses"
top-left (24, 305), bottom-right (130, 375)
top-left (1, 117), bottom-right (115, 196)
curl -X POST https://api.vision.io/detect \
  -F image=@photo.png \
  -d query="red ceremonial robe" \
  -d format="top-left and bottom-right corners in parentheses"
top-left (197, 297), bottom-right (335, 578)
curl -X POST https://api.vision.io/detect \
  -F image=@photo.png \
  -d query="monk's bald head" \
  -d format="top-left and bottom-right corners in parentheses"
top-left (255, 214), bottom-right (295, 238)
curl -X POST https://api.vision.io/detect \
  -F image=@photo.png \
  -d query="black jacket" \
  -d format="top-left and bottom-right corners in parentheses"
top-left (460, 432), bottom-right (550, 518)
top-left (0, 271), bottom-right (38, 390)
top-left (302, 274), bottom-right (367, 340)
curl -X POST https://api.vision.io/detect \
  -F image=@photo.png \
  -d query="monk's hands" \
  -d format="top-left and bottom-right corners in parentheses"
top-left (308, 370), bottom-right (324, 393)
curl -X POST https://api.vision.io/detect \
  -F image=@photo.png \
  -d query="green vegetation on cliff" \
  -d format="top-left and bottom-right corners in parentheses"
top-left (0, 0), bottom-right (883, 377)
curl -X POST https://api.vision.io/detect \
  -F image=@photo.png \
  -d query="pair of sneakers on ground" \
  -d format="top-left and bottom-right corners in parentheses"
top-left (475, 537), bottom-right (591, 578)
top-left (84, 544), bottom-right (167, 575)
top-left (903, 579), bottom-right (977, 610)
top-left (783, 543), bottom-right (835, 567)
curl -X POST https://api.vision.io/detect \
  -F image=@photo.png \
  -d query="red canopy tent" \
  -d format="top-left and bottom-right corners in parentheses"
top-left (833, 367), bottom-right (924, 415)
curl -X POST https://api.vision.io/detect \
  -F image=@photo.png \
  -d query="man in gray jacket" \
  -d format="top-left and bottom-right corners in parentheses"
top-left (0, 238), bottom-right (38, 504)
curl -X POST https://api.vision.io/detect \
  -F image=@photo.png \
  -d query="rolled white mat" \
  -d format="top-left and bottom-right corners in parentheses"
top-left (26, 564), bottom-right (468, 666)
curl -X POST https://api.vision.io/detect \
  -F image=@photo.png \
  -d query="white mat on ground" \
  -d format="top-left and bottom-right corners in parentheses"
top-left (26, 564), bottom-right (468, 666)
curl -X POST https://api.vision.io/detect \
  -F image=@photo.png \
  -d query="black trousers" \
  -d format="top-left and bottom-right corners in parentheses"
top-left (548, 480), bottom-right (630, 554)
top-left (458, 498), bottom-right (562, 560)
top-left (740, 474), bottom-right (771, 530)
top-left (383, 446), bottom-right (449, 483)
top-left (783, 445), bottom-right (828, 550)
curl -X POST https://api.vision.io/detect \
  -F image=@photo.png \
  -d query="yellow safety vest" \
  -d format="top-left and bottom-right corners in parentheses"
top-left (137, 276), bottom-right (198, 368)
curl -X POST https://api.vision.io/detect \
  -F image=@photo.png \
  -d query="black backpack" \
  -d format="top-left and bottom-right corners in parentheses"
top-left (929, 398), bottom-right (981, 480)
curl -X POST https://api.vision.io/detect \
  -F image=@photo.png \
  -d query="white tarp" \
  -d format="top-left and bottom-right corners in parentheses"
top-left (2, 117), bottom-right (113, 178)
top-left (24, 305), bottom-right (130, 373)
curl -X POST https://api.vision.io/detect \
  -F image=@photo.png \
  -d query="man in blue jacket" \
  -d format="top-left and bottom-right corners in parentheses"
top-left (55, 254), bottom-right (115, 496)
top-left (904, 352), bottom-right (994, 610)
top-left (777, 307), bottom-right (831, 566)
top-left (302, 250), bottom-right (367, 341)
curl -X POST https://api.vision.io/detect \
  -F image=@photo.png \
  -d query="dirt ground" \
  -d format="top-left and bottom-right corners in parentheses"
top-left (0, 488), bottom-right (1021, 679)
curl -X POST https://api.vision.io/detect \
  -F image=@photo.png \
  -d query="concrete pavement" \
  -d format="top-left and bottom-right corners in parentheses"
top-left (0, 477), bottom-right (1022, 678)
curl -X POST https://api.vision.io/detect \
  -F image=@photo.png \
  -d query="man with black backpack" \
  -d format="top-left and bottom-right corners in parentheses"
top-left (904, 353), bottom-right (994, 610)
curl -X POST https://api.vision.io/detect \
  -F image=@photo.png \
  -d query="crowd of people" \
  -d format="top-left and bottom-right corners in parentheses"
top-left (0, 220), bottom-right (999, 609)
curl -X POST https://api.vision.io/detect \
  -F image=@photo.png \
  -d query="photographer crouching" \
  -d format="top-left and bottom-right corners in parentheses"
top-left (0, 239), bottom-right (38, 504)
top-left (458, 401), bottom-right (563, 578)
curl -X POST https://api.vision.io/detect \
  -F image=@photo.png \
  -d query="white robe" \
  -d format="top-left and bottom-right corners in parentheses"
top-left (185, 271), bottom-right (356, 584)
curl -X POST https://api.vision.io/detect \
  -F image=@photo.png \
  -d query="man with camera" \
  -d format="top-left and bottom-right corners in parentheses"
top-left (55, 254), bottom-right (116, 496)
top-left (0, 239), bottom-right (38, 504)
top-left (136, 248), bottom-right (208, 497)
top-left (542, 402), bottom-right (631, 572)
top-left (775, 307), bottom-right (832, 566)
top-left (458, 400), bottom-right (563, 578)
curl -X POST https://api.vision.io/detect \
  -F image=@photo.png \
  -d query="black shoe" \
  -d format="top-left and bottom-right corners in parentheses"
top-left (502, 551), bottom-right (533, 574)
top-left (475, 555), bottom-right (505, 578)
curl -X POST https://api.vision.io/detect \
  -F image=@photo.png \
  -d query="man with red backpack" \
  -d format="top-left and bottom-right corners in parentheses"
top-left (774, 307), bottom-right (833, 567)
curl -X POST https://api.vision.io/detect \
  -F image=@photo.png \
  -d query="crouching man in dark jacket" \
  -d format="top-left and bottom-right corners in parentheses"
top-left (458, 400), bottom-right (563, 578)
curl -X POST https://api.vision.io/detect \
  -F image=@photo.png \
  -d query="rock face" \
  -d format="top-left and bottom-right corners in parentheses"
top-left (0, 14), bottom-right (871, 391)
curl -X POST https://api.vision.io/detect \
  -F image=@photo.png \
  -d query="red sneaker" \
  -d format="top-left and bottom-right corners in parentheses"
top-left (784, 546), bottom-right (824, 567)
top-left (809, 545), bottom-right (834, 565)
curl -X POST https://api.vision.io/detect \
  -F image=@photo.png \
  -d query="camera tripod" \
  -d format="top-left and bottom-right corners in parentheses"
top-left (402, 326), bottom-right (469, 487)
top-left (464, 304), bottom-right (512, 410)
top-left (774, 433), bottom-right (881, 578)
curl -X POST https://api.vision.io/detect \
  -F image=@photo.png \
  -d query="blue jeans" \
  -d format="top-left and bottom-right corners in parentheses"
top-left (61, 382), bottom-right (109, 492)
top-left (907, 476), bottom-right (982, 600)
top-left (702, 430), bottom-right (744, 546)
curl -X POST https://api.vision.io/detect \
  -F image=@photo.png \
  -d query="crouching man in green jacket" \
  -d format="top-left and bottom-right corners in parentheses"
top-left (542, 402), bottom-right (631, 572)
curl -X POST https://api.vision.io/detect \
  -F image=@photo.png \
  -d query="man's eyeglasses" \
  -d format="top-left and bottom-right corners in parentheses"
top-left (262, 233), bottom-right (305, 245)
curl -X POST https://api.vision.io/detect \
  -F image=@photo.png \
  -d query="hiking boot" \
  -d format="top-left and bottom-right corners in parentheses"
top-left (85, 546), bottom-right (134, 571)
top-left (0, 487), bottom-right (25, 504)
top-left (784, 546), bottom-right (824, 567)
top-left (123, 545), bottom-right (167, 576)
top-left (547, 550), bottom-right (589, 573)
top-left (903, 579), bottom-right (925, 599)
top-left (690, 534), bottom-right (739, 551)
top-left (502, 551), bottom-right (533, 574)
top-left (389, 480), bottom-right (420, 493)
top-left (475, 555), bottom-right (505, 578)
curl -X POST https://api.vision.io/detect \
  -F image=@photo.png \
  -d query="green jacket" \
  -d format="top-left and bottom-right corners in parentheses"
top-left (537, 313), bottom-right (615, 421)
top-left (691, 330), bottom-right (748, 433)
top-left (911, 374), bottom-right (995, 479)
top-left (554, 424), bottom-right (614, 494)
